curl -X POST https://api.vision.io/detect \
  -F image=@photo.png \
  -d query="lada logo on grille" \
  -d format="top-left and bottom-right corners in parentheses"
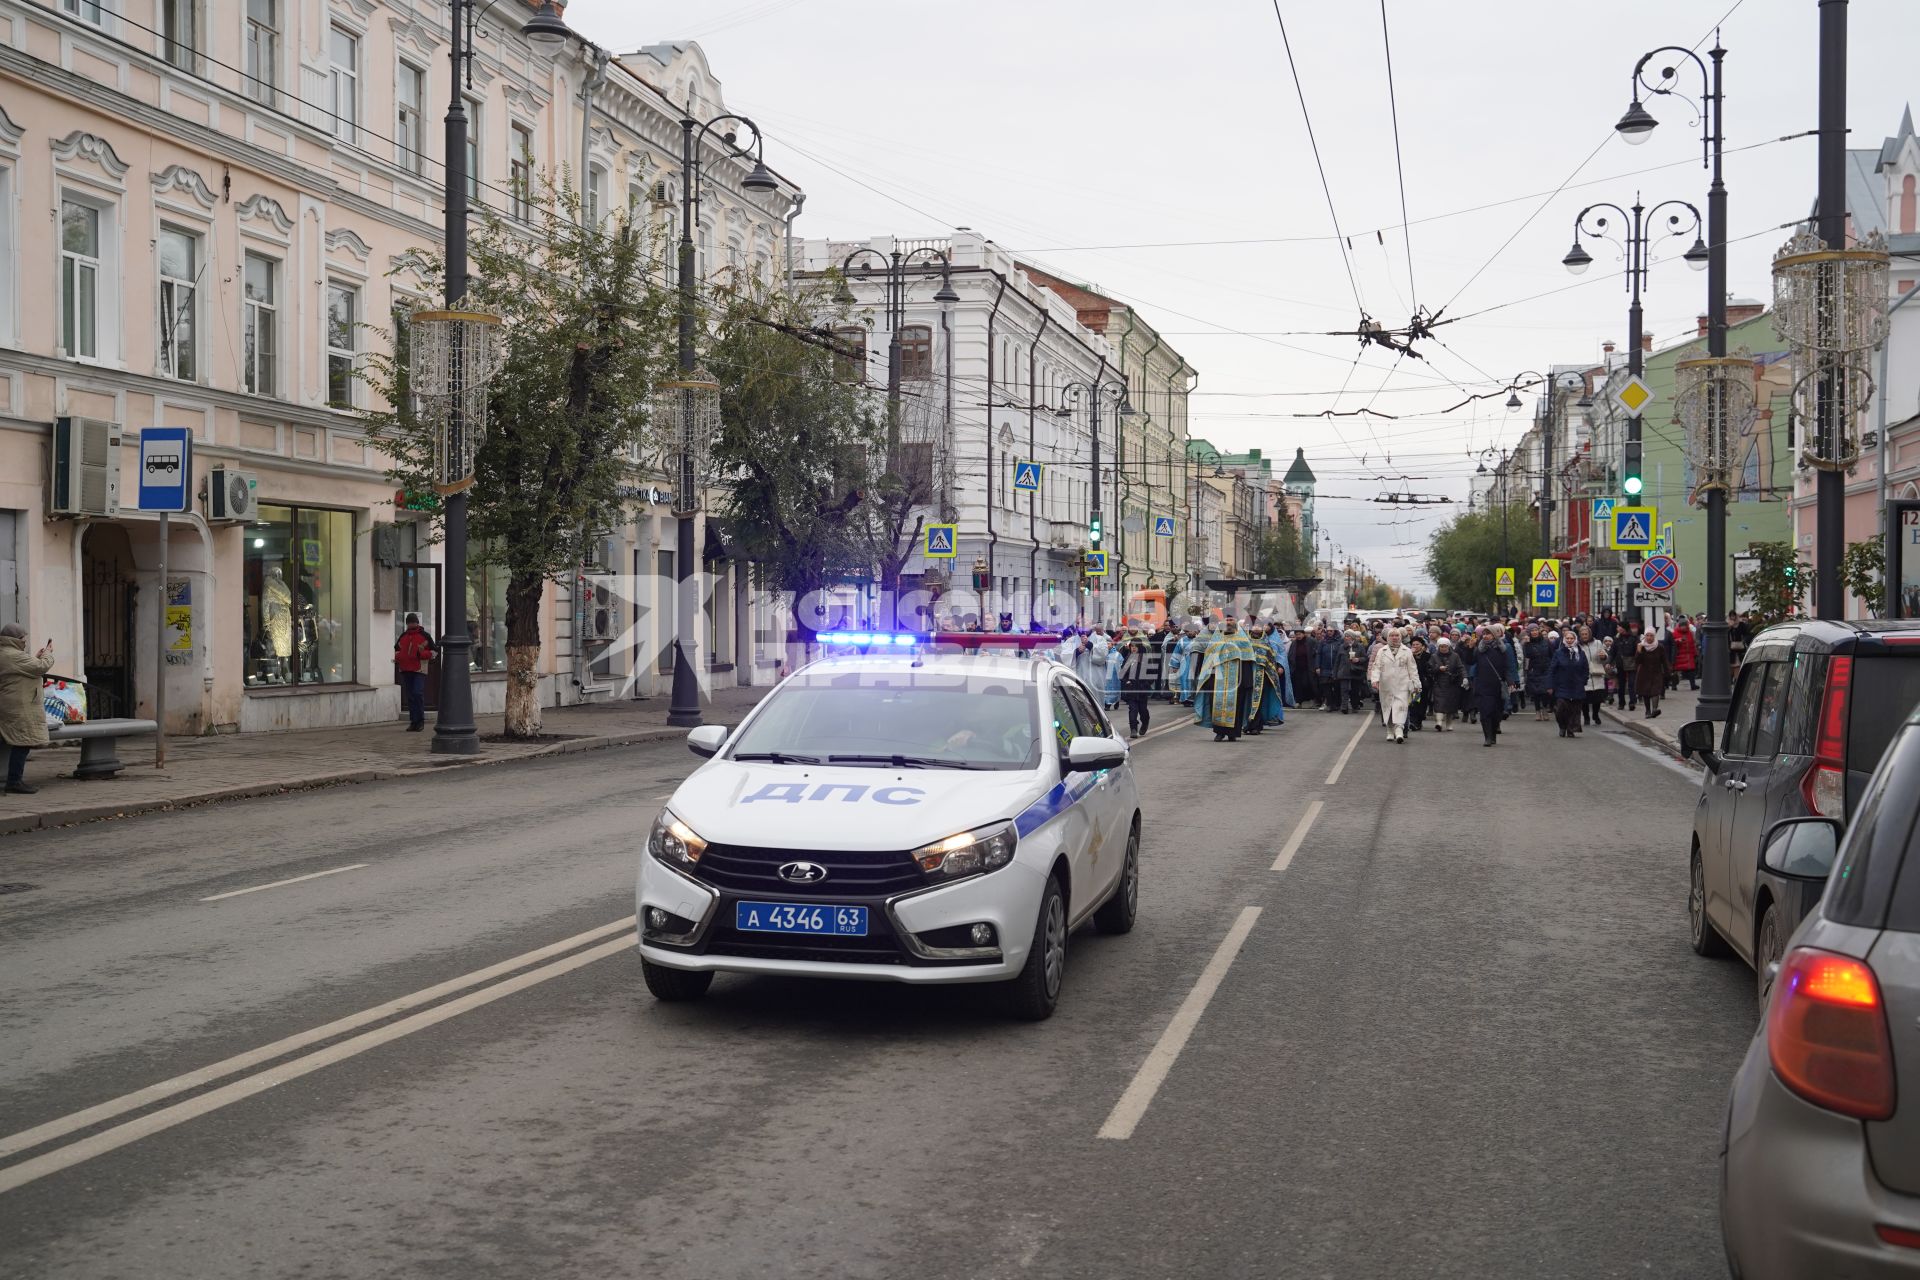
top-left (777, 861), bottom-right (828, 884)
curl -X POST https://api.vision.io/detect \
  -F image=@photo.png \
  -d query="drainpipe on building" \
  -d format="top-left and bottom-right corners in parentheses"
top-left (783, 192), bottom-right (806, 286)
top-left (1029, 309), bottom-right (1054, 623)
top-left (576, 45), bottom-right (610, 221)
top-left (983, 273), bottom-right (1009, 613)
top-left (1135, 328), bottom-right (1165, 587)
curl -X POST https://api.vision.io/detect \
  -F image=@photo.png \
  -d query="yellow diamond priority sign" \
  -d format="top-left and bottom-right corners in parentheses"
top-left (1613, 375), bottom-right (1655, 416)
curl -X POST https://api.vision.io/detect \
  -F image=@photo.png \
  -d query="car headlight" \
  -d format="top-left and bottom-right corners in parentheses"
top-left (648, 809), bottom-right (707, 867)
top-left (910, 821), bottom-right (1017, 878)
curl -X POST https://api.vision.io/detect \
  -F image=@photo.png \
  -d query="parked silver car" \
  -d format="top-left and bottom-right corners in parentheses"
top-left (1720, 707), bottom-right (1920, 1277)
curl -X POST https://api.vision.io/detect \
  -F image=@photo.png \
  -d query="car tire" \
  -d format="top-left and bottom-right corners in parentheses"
top-left (1002, 874), bottom-right (1067, 1022)
top-left (1690, 847), bottom-right (1732, 958)
top-left (641, 958), bottom-right (714, 1003)
top-left (1755, 903), bottom-right (1787, 1011)
top-left (1093, 822), bottom-right (1140, 936)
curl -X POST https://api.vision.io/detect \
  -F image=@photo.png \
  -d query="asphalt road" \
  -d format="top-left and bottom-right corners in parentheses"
top-left (0, 701), bottom-right (1755, 1279)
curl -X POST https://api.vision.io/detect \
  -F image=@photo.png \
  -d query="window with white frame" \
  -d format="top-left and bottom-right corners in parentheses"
top-left (396, 62), bottom-right (425, 175)
top-left (586, 163), bottom-right (606, 224)
top-left (326, 282), bottom-right (357, 408)
top-left (243, 251), bottom-right (277, 395)
top-left (628, 183), bottom-right (642, 217)
top-left (509, 122), bottom-right (533, 220)
top-left (328, 27), bottom-right (358, 143)
top-left (157, 225), bottom-right (199, 381)
top-left (60, 0), bottom-right (105, 27)
top-left (59, 197), bottom-right (104, 360)
top-left (464, 97), bottom-right (480, 201)
top-left (162, 0), bottom-right (197, 71)
top-left (699, 222), bottom-right (713, 281)
top-left (245, 0), bottom-right (278, 106)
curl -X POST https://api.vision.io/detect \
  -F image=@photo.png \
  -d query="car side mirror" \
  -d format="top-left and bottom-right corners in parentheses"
top-left (1064, 735), bottom-right (1127, 772)
top-left (1761, 816), bottom-right (1842, 881)
top-left (687, 724), bottom-right (728, 759)
top-left (1677, 719), bottom-right (1717, 765)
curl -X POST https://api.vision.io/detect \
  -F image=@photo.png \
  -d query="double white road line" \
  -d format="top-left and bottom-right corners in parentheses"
top-left (0, 916), bottom-right (636, 1195)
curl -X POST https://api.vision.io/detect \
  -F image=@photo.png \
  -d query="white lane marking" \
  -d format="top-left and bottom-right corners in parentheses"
top-left (1097, 906), bottom-right (1262, 1141)
top-left (1323, 718), bottom-right (1370, 786)
top-left (1126, 718), bottom-right (1186, 748)
top-left (0, 916), bottom-right (636, 1163)
top-left (200, 864), bottom-right (370, 902)
top-left (0, 935), bottom-right (633, 1195)
top-left (1271, 800), bottom-right (1324, 872)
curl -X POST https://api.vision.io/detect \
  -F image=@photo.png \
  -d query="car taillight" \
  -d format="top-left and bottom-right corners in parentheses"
top-left (1766, 947), bottom-right (1895, 1120)
top-left (1801, 656), bottom-right (1852, 818)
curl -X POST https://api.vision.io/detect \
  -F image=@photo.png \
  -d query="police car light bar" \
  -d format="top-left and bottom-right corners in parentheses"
top-left (820, 632), bottom-right (923, 646)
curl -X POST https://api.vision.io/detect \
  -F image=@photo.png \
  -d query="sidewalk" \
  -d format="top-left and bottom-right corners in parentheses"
top-left (1598, 683), bottom-right (1701, 762)
top-left (0, 685), bottom-right (770, 836)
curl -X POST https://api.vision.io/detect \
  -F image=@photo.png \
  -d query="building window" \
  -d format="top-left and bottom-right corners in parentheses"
top-left (61, 0), bottom-right (105, 26)
top-left (900, 324), bottom-right (933, 380)
top-left (326, 282), bottom-right (358, 408)
top-left (157, 225), bottom-right (198, 381)
top-left (833, 326), bottom-right (866, 384)
top-left (464, 97), bottom-right (481, 200)
top-left (245, 0), bottom-right (278, 105)
top-left (586, 163), bottom-right (606, 224)
top-left (161, 0), bottom-right (197, 70)
top-left (396, 62), bottom-right (425, 175)
top-left (698, 222), bottom-right (713, 281)
top-left (509, 122), bottom-right (533, 220)
top-left (467, 548), bottom-right (509, 673)
top-left (328, 27), bottom-right (358, 142)
top-left (244, 504), bottom-right (356, 687)
top-left (243, 252), bottom-right (277, 395)
top-left (59, 198), bottom-right (102, 360)
top-left (627, 183), bottom-right (643, 217)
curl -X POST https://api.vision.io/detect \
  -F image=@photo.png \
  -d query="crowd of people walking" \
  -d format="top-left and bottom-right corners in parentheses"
top-left (1042, 606), bottom-right (1725, 749)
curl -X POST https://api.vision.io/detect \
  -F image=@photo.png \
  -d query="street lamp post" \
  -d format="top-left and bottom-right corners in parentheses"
top-left (1060, 377), bottom-right (1133, 589)
top-left (1617, 36), bottom-right (1733, 718)
top-left (1562, 195), bottom-right (1709, 623)
top-left (666, 112), bottom-right (781, 728)
top-left (834, 247), bottom-right (960, 448)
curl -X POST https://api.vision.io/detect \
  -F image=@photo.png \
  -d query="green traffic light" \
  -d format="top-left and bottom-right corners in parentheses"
top-left (1623, 476), bottom-right (1644, 497)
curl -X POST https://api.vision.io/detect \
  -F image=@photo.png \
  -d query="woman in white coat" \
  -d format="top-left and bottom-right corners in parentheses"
top-left (1368, 627), bottom-right (1420, 743)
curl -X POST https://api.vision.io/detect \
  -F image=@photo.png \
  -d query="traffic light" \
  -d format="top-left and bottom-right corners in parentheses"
top-left (1623, 440), bottom-right (1644, 498)
top-left (1089, 513), bottom-right (1103, 547)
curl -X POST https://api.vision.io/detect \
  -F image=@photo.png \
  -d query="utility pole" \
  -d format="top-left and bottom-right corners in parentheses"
top-left (1813, 0), bottom-right (1847, 617)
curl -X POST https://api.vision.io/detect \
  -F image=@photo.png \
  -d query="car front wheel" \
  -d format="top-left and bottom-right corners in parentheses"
top-left (1002, 874), bottom-right (1067, 1022)
top-left (1690, 846), bottom-right (1731, 958)
top-left (641, 958), bottom-right (714, 1003)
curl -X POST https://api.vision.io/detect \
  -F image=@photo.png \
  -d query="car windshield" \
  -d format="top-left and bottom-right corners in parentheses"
top-left (727, 671), bottom-right (1039, 770)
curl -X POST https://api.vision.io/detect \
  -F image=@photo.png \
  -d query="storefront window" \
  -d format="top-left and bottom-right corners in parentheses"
top-left (468, 545), bottom-right (509, 673)
top-left (243, 503), bottom-right (356, 686)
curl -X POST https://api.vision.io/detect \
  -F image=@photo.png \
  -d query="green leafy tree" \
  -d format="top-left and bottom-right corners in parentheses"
top-left (365, 179), bottom-right (676, 736)
top-left (1842, 538), bottom-right (1886, 617)
top-left (707, 280), bottom-right (882, 648)
top-left (1426, 502), bottom-right (1543, 612)
top-left (1257, 516), bottom-right (1314, 579)
top-left (1736, 540), bottom-right (1807, 627)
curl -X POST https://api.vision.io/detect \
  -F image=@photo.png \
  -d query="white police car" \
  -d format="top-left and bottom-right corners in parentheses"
top-left (636, 633), bottom-right (1142, 1020)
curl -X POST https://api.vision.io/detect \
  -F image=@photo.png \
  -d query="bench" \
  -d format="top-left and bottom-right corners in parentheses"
top-left (47, 719), bottom-right (159, 780)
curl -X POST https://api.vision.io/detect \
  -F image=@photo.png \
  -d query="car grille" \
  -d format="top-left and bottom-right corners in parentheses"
top-left (694, 844), bottom-right (926, 897)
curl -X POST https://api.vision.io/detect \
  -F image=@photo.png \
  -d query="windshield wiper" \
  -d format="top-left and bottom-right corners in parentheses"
top-left (826, 754), bottom-right (984, 770)
top-left (731, 751), bottom-right (823, 764)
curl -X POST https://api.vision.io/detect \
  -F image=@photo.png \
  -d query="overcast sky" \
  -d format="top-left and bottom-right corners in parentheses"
top-left (563, 0), bottom-right (1911, 594)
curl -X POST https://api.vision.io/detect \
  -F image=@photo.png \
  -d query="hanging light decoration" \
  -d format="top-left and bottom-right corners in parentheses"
top-left (409, 308), bottom-right (504, 493)
top-left (649, 368), bottom-right (722, 512)
top-left (1673, 352), bottom-right (1757, 499)
top-left (1791, 358), bottom-right (1876, 472)
top-left (1770, 228), bottom-right (1890, 354)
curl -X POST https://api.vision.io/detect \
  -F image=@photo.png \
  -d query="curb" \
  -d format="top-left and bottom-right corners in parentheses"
top-left (1599, 705), bottom-right (1696, 767)
top-left (1, 724), bottom-right (696, 835)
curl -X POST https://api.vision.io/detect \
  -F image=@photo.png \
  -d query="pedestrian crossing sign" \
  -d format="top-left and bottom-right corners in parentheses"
top-left (1013, 460), bottom-right (1042, 492)
top-left (1591, 497), bottom-right (1615, 525)
top-left (1494, 567), bottom-right (1516, 596)
top-left (923, 524), bottom-right (957, 558)
top-left (1084, 550), bottom-right (1109, 576)
top-left (1531, 559), bottom-right (1560, 586)
top-left (1612, 505), bottom-right (1657, 550)
top-left (1658, 521), bottom-right (1674, 554)
top-left (1153, 515), bottom-right (1176, 537)
top-left (1533, 581), bottom-right (1559, 609)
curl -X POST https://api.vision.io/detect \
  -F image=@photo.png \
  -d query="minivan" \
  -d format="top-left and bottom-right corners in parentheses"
top-left (1679, 619), bottom-right (1920, 1004)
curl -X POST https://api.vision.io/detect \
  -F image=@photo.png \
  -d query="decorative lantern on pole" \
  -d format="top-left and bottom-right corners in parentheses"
top-left (409, 308), bottom-right (504, 492)
top-left (1673, 352), bottom-right (1756, 499)
top-left (1771, 228), bottom-right (1890, 471)
top-left (649, 367), bottom-right (721, 514)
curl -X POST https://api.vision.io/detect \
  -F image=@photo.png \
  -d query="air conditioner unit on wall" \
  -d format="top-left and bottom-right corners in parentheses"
top-left (584, 580), bottom-right (617, 641)
top-left (207, 467), bottom-right (259, 522)
top-left (48, 416), bottom-right (121, 516)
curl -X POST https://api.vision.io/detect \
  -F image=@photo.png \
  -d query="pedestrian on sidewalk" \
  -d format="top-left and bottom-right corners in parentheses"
top-left (1523, 624), bottom-right (1553, 721)
top-left (1636, 630), bottom-right (1670, 719)
top-left (1119, 636), bottom-right (1154, 737)
top-left (1290, 627), bottom-right (1319, 708)
top-left (0, 624), bottom-right (56, 794)
top-left (1672, 616), bottom-right (1699, 692)
top-left (1611, 625), bottom-right (1640, 711)
top-left (1473, 624), bottom-right (1511, 746)
top-left (1579, 625), bottom-right (1610, 726)
top-left (1459, 632), bottom-right (1481, 725)
top-left (1369, 627), bottom-right (1419, 744)
top-left (394, 613), bottom-right (438, 731)
top-left (1549, 628), bottom-right (1590, 739)
top-left (1407, 636), bottom-right (1432, 732)
top-left (1430, 637), bottom-right (1465, 731)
